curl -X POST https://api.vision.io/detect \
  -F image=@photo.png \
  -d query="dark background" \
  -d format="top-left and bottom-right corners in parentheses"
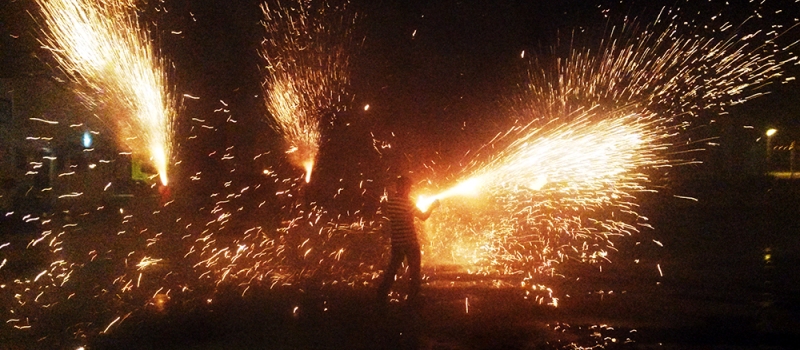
top-left (2, 0), bottom-right (799, 196)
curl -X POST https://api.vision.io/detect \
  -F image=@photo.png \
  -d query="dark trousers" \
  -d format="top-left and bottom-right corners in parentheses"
top-left (377, 244), bottom-right (421, 303)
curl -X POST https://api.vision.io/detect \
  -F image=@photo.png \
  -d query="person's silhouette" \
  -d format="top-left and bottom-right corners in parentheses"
top-left (377, 175), bottom-right (440, 307)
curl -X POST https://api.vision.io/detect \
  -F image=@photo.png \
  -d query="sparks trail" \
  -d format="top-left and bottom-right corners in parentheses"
top-left (2, 1), bottom-right (798, 347)
top-left (0, 159), bottom-right (385, 346)
top-left (420, 109), bottom-right (661, 282)
top-left (36, 0), bottom-right (176, 185)
top-left (259, 0), bottom-right (355, 183)
top-left (418, 6), bottom-right (797, 280)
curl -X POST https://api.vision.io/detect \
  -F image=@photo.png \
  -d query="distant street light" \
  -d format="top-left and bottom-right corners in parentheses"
top-left (82, 130), bottom-right (93, 148)
top-left (766, 128), bottom-right (777, 169)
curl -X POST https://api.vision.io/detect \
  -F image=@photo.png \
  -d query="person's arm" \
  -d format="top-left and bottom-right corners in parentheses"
top-left (414, 199), bottom-right (440, 221)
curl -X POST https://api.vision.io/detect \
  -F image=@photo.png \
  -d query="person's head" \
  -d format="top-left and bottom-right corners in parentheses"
top-left (395, 175), bottom-right (412, 195)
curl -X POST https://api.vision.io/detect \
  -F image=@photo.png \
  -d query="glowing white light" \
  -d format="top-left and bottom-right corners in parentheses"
top-left (82, 131), bottom-right (92, 148)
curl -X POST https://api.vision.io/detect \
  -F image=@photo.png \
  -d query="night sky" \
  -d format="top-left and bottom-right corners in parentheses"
top-left (2, 0), bottom-right (799, 191)
top-left (154, 0), bottom-right (614, 179)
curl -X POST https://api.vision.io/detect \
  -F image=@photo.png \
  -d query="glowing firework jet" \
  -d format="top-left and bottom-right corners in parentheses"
top-left (37, 0), bottom-right (175, 185)
top-left (418, 110), bottom-right (661, 210)
top-left (259, 0), bottom-right (353, 183)
top-left (419, 110), bottom-right (665, 275)
top-left (419, 10), bottom-right (797, 276)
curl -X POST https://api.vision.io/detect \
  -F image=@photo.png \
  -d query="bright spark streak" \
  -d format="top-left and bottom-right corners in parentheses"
top-left (303, 160), bottom-right (314, 183)
top-left (37, 0), bottom-right (175, 185)
top-left (137, 257), bottom-right (162, 270)
top-left (102, 316), bottom-right (120, 334)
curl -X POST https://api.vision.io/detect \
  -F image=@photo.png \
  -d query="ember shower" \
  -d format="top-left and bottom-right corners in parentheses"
top-left (259, 0), bottom-right (354, 183)
top-left (1, 0), bottom-right (797, 346)
top-left (418, 8), bottom-right (797, 284)
top-left (36, 0), bottom-right (176, 185)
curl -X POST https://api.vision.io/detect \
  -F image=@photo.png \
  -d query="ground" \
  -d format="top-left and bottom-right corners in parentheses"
top-left (2, 176), bottom-right (800, 349)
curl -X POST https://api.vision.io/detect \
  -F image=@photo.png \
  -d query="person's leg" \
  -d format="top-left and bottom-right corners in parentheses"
top-left (377, 246), bottom-right (405, 302)
top-left (407, 244), bottom-right (422, 303)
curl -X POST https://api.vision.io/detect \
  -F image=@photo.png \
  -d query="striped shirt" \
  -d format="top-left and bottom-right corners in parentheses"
top-left (385, 195), bottom-right (422, 247)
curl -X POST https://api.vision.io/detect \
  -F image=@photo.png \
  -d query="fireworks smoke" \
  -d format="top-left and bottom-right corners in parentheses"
top-left (37, 0), bottom-right (175, 185)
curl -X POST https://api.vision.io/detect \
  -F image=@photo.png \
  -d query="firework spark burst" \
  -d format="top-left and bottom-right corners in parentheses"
top-left (37, 0), bottom-right (175, 185)
top-left (418, 6), bottom-right (797, 278)
top-left (259, 0), bottom-right (353, 183)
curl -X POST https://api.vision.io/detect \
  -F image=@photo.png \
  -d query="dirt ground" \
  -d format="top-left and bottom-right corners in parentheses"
top-left (3, 177), bottom-right (800, 349)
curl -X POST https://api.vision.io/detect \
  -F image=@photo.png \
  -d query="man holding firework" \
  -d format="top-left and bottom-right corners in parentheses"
top-left (377, 175), bottom-right (440, 307)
